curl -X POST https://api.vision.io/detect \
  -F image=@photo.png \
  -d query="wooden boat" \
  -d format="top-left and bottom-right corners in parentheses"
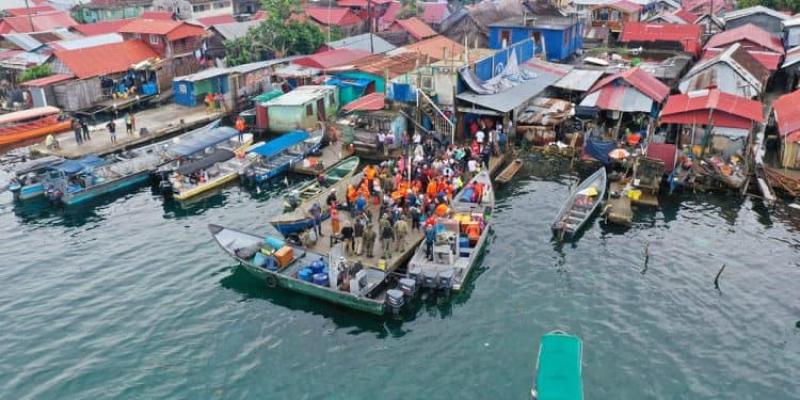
top-left (496, 158), bottom-right (523, 183)
top-left (406, 170), bottom-right (494, 292)
top-left (243, 129), bottom-right (323, 184)
top-left (0, 107), bottom-right (72, 146)
top-left (269, 156), bottom-right (360, 236)
top-left (551, 167), bottom-right (607, 239)
top-left (531, 330), bottom-right (584, 400)
top-left (5, 156), bottom-right (63, 200)
top-left (46, 121), bottom-right (234, 205)
top-left (168, 133), bottom-right (254, 201)
top-left (209, 224), bottom-right (400, 315)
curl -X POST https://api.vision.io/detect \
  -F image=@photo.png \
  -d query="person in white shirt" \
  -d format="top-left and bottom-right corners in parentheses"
top-left (377, 132), bottom-right (386, 155)
top-left (413, 132), bottom-right (421, 145)
top-left (467, 158), bottom-right (478, 173)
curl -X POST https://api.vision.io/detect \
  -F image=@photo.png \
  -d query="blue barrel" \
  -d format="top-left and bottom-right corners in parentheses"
top-left (298, 268), bottom-right (314, 282)
top-left (461, 188), bottom-right (475, 201)
top-left (312, 273), bottom-right (329, 286)
top-left (253, 252), bottom-right (268, 267)
top-left (459, 236), bottom-right (470, 249)
top-left (265, 236), bottom-right (285, 250)
top-left (309, 259), bottom-right (325, 274)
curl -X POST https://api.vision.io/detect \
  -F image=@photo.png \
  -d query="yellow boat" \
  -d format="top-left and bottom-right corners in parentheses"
top-left (169, 134), bottom-right (254, 201)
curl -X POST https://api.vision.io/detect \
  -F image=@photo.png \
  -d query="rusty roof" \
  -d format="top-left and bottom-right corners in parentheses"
top-left (393, 17), bottom-right (437, 40)
top-left (390, 35), bottom-right (465, 61)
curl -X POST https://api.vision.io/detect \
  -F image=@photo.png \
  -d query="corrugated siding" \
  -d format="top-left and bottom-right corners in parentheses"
top-left (53, 78), bottom-right (102, 111)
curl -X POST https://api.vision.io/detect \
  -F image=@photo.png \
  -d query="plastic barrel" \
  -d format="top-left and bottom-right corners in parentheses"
top-left (312, 273), bottom-right (329, 286)
top-left (309, 260), bottom-right (325, 274)
top-left (458, 236), bottom-right (470, 249)
top-left (265, 236), bottom-right (285, 250)
top-left (298, 268), bottom-right (314, 282)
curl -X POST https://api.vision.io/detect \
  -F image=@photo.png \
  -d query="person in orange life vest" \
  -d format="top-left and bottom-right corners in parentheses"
top-left (235, 116), bottom-right (246, 142)
top-left (426, 179), bottom-right (437, 199)
top-left (330, 204), bottom-right (340, 235)
top-left (435, 201), bottom-right (449, 217)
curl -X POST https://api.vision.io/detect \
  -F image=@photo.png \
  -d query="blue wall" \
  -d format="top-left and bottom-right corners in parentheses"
top-left (472, 39), bottom-right (536, 82)
top-left (488, 22), bottom-right (583, 62)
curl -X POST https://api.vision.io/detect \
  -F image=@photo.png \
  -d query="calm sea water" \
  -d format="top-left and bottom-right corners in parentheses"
top-left (0, 156), bottom-right (798, 399)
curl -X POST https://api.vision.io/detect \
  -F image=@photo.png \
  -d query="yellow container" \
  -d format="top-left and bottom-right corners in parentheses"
top-left (628, 189), bottom-right (642, 200)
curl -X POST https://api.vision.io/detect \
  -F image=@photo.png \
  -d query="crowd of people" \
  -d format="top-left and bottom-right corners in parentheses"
top-left (306, 123), bottom-right (502, 262)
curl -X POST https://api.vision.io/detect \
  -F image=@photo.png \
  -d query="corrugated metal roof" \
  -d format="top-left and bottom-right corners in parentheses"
top-left (421, 2), bottom-right (450, 24)
top-left (620, 22), bottom-right (702, 55)
top-left (724, 5), bottom-right (789, 22)
top-left (210, 20), bottom-right (259, 40)
top-left (52, 40), bottom-right (158, 79)
top-left (0, 51), bottom-right (50, 69)
top-left (389, 35), bottom-right (465, 61)
top-left (705, 23), bottom-right (784, 54)
top-left (325, 33), bottom-right (396, 54)
top-left (782, 46), bottom-right (800, 69)
top-left (378, 1), bottom-right (401, 30)
top-left (680, 43), bottom-right (767, 97)
top-left (343, 92), bottom-right (385, 111)
top-left (660, 89), bottom-right (763, 129)
top-left (19, 73), bottom-right (74, 87)
top-left (72, 19), bottom-right (133, 36)
top-left (703, 48), bottom-right (783, 71)
top-left (226, 56), bottom-right (298, 74)
top-left (773, 89), bottom-right (800, 138)
top-left (174, 67), bottom-right (229, 82)
top-left (264, 85), bottom-right (336, 106)
top-left (304, 7), bottom-right (363, 26)
top-left (2, 33), bottom-right (44, 51)
top-left (48, 33), bottom-right (123, 51)
top-left (456, 68), bottom-right (560, 113)
top-left (294, 48), bottom-right (372, 70)
top-left (646, 12), bottom-right (689, 24)
top-left (273, 63), bottom-right (321, 78)
top-left (0, 11), bottom-right (77, 34)
top-left (553, 69), bottom-right (605, 92)
top-left (393, 17), bottom-right (437, 40)
top-left (589, 67), bottom-right (669, 102)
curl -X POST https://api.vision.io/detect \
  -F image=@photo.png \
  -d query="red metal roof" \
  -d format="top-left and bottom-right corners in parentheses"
top-left (421, 2), bottom-right (449, 24)
top-left (589, 67), bottom-right (669, 102)
top-left (343, 92), bottom-right (385, 111)
top-left (704, 23), bottom-right (784, 55)
top-left (393, 17), bottom-right (437, 40)
top-left (5, 5), bottom-right (56, 16)
top-left (293, 48), bottom-right (372, 69)
top-left (646, 143), bottom-right (677, 172)
top-left (0, 11), bottom-right (78, 34)
top-left (119, 19), bottom-right (205, 40)
top-left (19, 73), bottom-right (74, 87)
top-left (304, 7), bottom-right (364, 26)
top-left (140, 11), bottom-right (174, 20)
top-left (702, 48), bottom-right (782, 71)
top-left (197, 14), bottom-right (236, 26)
top-left (72, 19), bottom-right (133, 36)
top-left (660, 89), bottom-right (763, 129)
top-left (673, 8), bottom-right (698, 23)
top-left (620, 22), bottom-right (702, 55)
top-left (378, 1), bottom-right (401, 30)
top-left (53, 40), bottom-right (158, 79)
top-left (773, 89), bottom-right (800, 139)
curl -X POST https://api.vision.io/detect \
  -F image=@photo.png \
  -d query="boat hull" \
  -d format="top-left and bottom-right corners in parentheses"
top-left (11, 182), bottom-right (47, 201)
top-left (0, 119), bottom-right (72, 146)
top-left (174, 172), bottom-right (239, 201)
top-left (61, 171), bottom-right (151, 205)
top-left (271, 210), bottom-right (331, 236)
top-left (238, 262), bottom-right (385, 315)
top-left (254, 162), bottom-right (292, 183)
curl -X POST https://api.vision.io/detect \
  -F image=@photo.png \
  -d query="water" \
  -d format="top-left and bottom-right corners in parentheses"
top-left (1, 157), bottom-right (798, 399)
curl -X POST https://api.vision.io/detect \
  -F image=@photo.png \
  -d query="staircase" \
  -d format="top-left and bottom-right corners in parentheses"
top-left (416, 90), bottom-right (454, 143)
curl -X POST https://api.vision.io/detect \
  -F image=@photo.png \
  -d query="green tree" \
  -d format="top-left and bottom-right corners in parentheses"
top-left (225, 0), bottom-right (325, 66)
top-left (19, 64), bottom-right (52, 82)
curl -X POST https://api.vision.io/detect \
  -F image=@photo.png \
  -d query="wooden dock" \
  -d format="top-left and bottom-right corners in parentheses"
top-left (606, 181), bottom-right (633, 226)
top-left (290, 143), bottom-right (352, 175)
top-left (31, 105), bottom-right (224, 159)
top-left (304, 201), bottom-right (424, 272)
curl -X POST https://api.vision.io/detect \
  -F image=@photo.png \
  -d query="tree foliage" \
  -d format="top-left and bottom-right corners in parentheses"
top-left (19, 64), bottom-right (52, 82)
top-left (736, 0), bottom-right (800, 13)
top-left (225, 0), bottom-right (326, 66)
top-left (397, 0), bottom-right (422, 19)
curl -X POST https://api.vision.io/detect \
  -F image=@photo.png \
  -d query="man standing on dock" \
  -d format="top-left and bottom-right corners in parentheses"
top-left (394, 216), bottom-right (408, 252)
top-left (72, 119), bottom-right (83, 145)
top-left (310, 202), bottom-right (323, 237)
top-left (106, 119), bottom-right (117, 144)
top-left (125, 112), bottom-right (135, 135)
top-left (235, 116), bottom-right (246, 142)
top-left (80, 118), bottom-right (91, 142)
top-left (363, 223), bottom-right (376, 258)
top-left (380, 217), bottom-right (394, 259)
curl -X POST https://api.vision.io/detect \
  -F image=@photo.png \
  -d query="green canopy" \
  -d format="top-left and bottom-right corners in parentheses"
top-left (252, 89), bottom-right (284, 104)
top-left (535, 332), bottom-right (583, 400)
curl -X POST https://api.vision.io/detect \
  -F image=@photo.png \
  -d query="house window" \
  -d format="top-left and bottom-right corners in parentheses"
top-left (133, 33), bottom-right (141, 39)
top-left (213, 1), bottom-right (226, 9)
top-left (501, 30), bottom-right (511, 47)
top-left (306, 104), bottom-right (313, 116)
top-left (192, 4), bottom-right (207, 12)
top-left (421, 75), bottom-right (433, 90)
top-left (149, 35), bottom-right (159, 45)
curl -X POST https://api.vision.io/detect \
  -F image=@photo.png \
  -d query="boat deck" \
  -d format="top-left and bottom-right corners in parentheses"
top-left (607, 181), bottom-right (633, 226)
top-left (302, 201), bottom-right (424, 273)
top-left (32, 105), bottom-right (223, 159)
top-left (290, 144), bottom-right (352, 175)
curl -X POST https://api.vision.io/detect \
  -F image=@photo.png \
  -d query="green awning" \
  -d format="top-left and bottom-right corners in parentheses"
top-left (252, 89), bottom-right (284, 104)
top-left (536, 332), bottom-right (583, 400)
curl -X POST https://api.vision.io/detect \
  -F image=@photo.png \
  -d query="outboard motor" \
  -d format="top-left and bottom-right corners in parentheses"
top-left (285, 191), bottom-right (301, 210)
top-left (437, 269), bottom-right (454, 297)
top-left (385, 289), bottom-right (405, 315)
top-left (398, 278), bottom-right (417, 300)
top-left (408, 265), bottom-right (422, 286)
top-left (422, 270), bottom-right (437, 290)
top-left (158, 177), bottom-right (174, 199)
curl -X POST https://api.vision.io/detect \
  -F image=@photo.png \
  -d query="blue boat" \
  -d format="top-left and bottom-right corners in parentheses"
top-left (5, 156), bottom-right (64, 200)
top-left (243, 129), bottom-right (323, 184)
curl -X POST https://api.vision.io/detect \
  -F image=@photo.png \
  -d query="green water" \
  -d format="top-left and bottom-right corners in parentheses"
top-left (0, 158), bottom-right (798, 399)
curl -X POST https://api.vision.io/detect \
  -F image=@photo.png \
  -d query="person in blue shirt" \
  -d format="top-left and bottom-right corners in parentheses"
top-left (355, 194), bottom-right (367, 214)
top-left (424, 224), bottom-right (436, 261)
top-left (310, 202), bottom-right (323, 237)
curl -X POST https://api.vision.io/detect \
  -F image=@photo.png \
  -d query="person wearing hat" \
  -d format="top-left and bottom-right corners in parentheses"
top-left (326, 188), bottom-right (337, 208)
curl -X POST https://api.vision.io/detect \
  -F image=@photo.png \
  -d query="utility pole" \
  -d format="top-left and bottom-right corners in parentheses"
top-left (368, 0), bottom-right (374, 54)
top-left (24, 0), bottom-right (34, 32)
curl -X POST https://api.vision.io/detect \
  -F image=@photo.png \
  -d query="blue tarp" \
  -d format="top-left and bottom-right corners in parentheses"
top-left (248, 131), bottom-right (308, 158)
top-left (53, 155), bottom-right (105, 174)
top-left (326, 78), bottom-right (372, 88)
top-left (170, 126), bottom-right (240, 156)
top-left (584, 138), bottom-right (616, 166)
